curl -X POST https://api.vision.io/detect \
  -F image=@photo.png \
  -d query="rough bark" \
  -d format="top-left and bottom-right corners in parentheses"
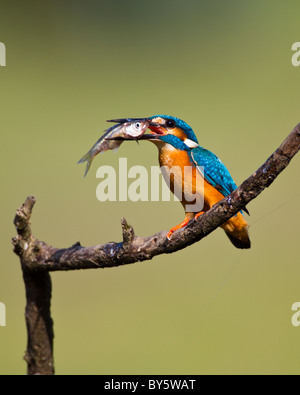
top-left (13, 197), bottom-right (54, 375)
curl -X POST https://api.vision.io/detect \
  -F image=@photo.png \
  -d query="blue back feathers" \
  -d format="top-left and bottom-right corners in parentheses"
top-left (191, 147), bottom-right (237, 197)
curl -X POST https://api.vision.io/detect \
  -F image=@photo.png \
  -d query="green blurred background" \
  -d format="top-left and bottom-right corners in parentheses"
top-left (0, 0), bottom-right (300, 375)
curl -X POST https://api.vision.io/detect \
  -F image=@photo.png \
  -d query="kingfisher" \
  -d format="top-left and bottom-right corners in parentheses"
top-left (109, 115), bottom-right (251, 249)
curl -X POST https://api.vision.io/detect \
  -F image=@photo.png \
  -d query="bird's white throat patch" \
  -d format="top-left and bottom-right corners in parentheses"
top-left (184, 138), bottom-right (199, 149)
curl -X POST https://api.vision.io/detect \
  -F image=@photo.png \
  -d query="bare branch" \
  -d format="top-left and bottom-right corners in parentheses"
top-left (13, 123), bottom-right (300, 272)
top-left (12, 123), bottom-right (299, 375)
top-left (22, 270), bottom-right (54, 375)
top-left (13, 196), bottom-right (54, 375)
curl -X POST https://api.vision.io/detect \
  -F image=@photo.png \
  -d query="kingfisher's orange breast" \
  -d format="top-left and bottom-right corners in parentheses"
top-left (158, 144), bottom-right (227, 213)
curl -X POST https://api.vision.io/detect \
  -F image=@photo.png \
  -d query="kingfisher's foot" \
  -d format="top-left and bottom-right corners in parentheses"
top-left (167, 216), bottom-right (191, 240)
top-left (194, 211), bottom-right (205, 220)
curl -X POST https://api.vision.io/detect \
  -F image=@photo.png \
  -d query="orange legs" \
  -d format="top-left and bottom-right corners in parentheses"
top-left (167, 211), bottom-right (206, 240)
top-left (167, 215), bottom-right (191, 240)
top-left (194, 211), bottom-right (205, 220)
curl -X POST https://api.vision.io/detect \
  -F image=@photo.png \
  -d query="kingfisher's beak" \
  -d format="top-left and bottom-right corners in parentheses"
top-left (141, 122), bottom-right (166, 140)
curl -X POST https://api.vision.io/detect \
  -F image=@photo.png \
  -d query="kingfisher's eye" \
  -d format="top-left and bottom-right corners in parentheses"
top-left (165, 119), bottom-right (176, 128)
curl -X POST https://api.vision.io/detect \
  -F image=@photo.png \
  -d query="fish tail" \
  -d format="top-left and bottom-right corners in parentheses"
top-left (77, 151), bottom-right (93, 178)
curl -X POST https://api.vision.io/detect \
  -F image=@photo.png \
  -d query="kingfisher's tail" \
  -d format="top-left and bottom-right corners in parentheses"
top-left (222, 212), bottom-right (251, 249)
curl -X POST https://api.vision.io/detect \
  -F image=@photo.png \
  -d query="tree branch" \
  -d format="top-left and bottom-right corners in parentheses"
top-left (13, 122), bottom-right (300, 272)
top-left (12, 123), bottom-right (299, 375)
top-left (13, 197), bottom-right (54, 375)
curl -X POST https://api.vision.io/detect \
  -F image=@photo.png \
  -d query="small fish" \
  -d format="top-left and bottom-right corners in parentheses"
top-left (78, 120), bottom-right (149, 177)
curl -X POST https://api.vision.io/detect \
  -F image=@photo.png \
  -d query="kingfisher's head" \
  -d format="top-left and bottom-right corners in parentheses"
top-left (146, 115), bottom-right (199, 149)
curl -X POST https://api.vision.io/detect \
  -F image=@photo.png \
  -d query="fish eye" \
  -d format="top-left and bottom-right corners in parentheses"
top-left (165, 119), bottom-right (176, 128)
top-left (134, 122), bottom-right (141, 128)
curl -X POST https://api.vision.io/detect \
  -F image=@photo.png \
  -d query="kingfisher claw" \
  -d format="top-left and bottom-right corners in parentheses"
top-left (194, 211), bottom-right (205, 220)
top-left (166, 216), bottom-right (191, 240)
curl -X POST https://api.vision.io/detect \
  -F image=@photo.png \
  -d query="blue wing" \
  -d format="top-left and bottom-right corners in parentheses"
top-left (190, 146), bottom-right (237, 197)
